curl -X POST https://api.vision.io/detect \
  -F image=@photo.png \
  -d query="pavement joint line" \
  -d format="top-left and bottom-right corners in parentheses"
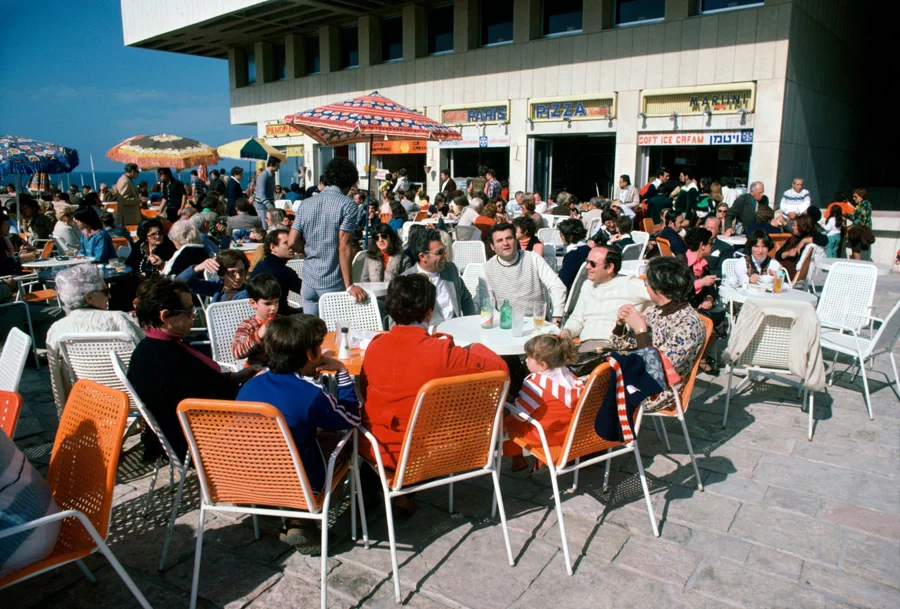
top-left (683, 554), bottom-right (709, 592)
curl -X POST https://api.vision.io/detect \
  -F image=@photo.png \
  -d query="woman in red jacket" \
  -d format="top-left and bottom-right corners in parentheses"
top-left (359, 274), bottom-right (507, 513)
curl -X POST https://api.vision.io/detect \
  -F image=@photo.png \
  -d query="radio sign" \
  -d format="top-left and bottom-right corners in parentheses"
top-left (441, 102), bottom-right (509, 125)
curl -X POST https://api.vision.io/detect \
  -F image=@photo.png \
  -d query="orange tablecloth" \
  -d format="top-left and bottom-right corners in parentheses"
top-left (321, 331), bottom-right (367, 376)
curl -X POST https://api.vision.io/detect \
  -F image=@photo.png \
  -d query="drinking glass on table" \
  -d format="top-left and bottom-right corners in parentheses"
top-left (533, 303), bottom-right (545, 329)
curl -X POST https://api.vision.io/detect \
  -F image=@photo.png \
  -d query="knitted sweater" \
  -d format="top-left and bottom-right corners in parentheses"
top-left (483, 251), bottom-right (567, 317)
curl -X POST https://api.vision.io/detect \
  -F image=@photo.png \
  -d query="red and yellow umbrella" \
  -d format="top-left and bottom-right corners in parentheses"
top-left (106, 134), bottom-right (219, 170)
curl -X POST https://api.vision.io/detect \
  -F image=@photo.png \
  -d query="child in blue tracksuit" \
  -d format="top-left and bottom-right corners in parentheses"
top-left (237, 313), bottom-right (360, 552)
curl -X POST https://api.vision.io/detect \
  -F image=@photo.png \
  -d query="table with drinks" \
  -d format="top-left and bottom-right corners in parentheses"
top-left (436, 300), bottom-right (559, 356)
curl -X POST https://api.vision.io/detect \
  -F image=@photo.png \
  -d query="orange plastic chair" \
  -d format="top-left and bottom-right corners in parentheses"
top-left (770, 233), bottom-right (792, 256)
top-left (656, 237), bottom-right (673, 256)
top-left (111, 237), bottom-right (129, 250)
top-left (105, 203), bottom-right (118, 215)
top-left (22, 288), bottom-right (58, 305)
top-left (177, 399), bottom-right (366, 609)
top-left (361, 371), bottom-right (514, 602)
top-left (125, 224), bottom-right (139, 233)
top-left (642, 217), bottom-right (656, 234)
top-left (39, 241), bottom-right (55, 259)
top-left (642, 315), bottom-right (714, 490)
top-left (141, 209), bottom-right (160, 219)
top-left (0, 390), bottom-right (22, 437)
top-left (507, 363), bottom-right (658, 574)
top-left (0, 380), bottom-right (152, 608)
top-left (413, 210), bottom-right (429, 222)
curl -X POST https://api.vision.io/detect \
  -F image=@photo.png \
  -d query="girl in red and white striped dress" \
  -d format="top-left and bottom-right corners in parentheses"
top-left (504, 334), bottom-right (583, 472)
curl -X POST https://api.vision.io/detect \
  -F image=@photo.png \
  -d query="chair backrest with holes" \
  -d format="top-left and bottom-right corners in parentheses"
top-left (872, 300), bottom-right (900, 355)
top-left (537, 228), bottom-right (563, 246)
top-left (722, 257), bottom-right (741, 283)
top-left (462, 263), bottom-right (484, 301)
top-left (542, 243), bottom-right (558, 271)
top-left (351, 250), bottom-right (366, 283)
top-left (206, 299), bottom-right (255, 367)
top-left (177, 399), bottom-right (317, 510)
top-left (393, 371), bottom-right (509, 489)
top-left (731, 307), bottom-right (794, 370)
top-left (677, 316), bottom-right (714, 413)
top-left (656, 237), bottom-right (673, 257)
top-left (319, 289), bottom-right (383, 331)
top-left (816, 261), bottom-right (878, 331)
top-left (588, 217), bottom-right (602, 238)
top-left (0, 327), bottom-right (32, 392)
top-left (57, 333), bottom-right (139, 414)
top-left (454, 225), bottom-right (482, 242)
top-left (451, 241), bottom-right (487, 273)
top-left (48, 380), bottom-right (129, 547)
top-left (564, 262), bottom-right (589, 319)
top-left (0, 391), bottom-right (22, 437)
top-left (558, 363), bottom-right (622, 467)
top-left (285, 258), bottom-right (304, 307)
top-left (620, 242), bottom-right (642, 262)
top-left (110, 351), bottom-right (181, 468)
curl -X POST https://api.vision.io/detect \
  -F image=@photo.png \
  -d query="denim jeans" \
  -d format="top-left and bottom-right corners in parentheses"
top-left (301, 283), bottom-right (344, 316)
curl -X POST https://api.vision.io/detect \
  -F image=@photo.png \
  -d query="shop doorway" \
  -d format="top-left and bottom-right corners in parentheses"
top-left (377, 154), bottom-right (427, 188)
top-left (450, 148), bottom-right (510, 188)
top-left (529, 135), bottom-right (616, 201)
top-left (645, 145), bottom-right (751, 185)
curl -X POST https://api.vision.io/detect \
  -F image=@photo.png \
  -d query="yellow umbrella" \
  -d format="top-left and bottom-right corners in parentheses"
top-left (216, 137), bottom-right (286, 162)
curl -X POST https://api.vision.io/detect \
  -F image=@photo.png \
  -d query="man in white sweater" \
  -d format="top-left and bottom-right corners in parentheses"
top-left (779, 177), bottom-right (811, 218)
top-left (483, 223), bottom-right (567, 322)
top-left (560, 245), bottom-right (650, 344)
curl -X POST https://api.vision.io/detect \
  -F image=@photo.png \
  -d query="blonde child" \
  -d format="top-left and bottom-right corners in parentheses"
top-left (504, 334), bottom-right (584, 472)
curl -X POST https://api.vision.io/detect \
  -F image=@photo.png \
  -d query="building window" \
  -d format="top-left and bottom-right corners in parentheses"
top-left (480, 0), bottom-right (514, 47)
top-left (273, 43), bottom-right (286, 80)
top-left (427, 4), bottom-right (454, 55)
top-left (305, 36), bottom-right (320, 75)
top-left (246, 50), bottom-right (256, 85)
top-left (340, 26), bottom-right (359, 69)
top-left (543, 0), bottom-right (583, 37)
top-left (381, 16), bottom-right (403, 62)
top-left (615, 0), bottom-right (665, 26)
top-left (699, 0), bottom-right (763, 14)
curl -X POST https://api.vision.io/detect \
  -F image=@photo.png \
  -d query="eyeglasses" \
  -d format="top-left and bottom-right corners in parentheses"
top-left (587, 260), bottom-right (604, 268)
top-left (375, 235), bottom-right (389, 241)
top-left (147, 231), bottom-right (162, 238)
top-left (166, 308), bottom-right (196, 318)
top-left (223, 267), bottom-right (246, 276)
top-left (425, 248), bottom-right (447, 256)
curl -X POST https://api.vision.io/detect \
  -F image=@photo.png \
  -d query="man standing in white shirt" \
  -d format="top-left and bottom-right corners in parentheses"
top-left (401, 228), bottom-right (475, 325)
top-left (780, 177), bottom-right (811, 219)
top-left (560, 246), bottom-right (650, 346)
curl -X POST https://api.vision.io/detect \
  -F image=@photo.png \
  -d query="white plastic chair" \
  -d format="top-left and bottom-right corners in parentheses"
top-left (351, 250), bottom-right (366, 284)
top-left (111, 351), bottom-right (188, 571)
top-left (360, 371), bottom-right (513, 601)
top-left (462, 262), bottom-right (485, 302)
top-left (787, 243), bottom-right (815, 292)
top-left (542, 243), bottom-right (558, 271)
top-left (631, 231), bottom-right (650, 259)
top-left (538, 228), bottom-right (564, 246)
top-left (319, 288), bottom-right (383, 332)
top-left (274, 199), bottom-right (292, 210)
top-left (0, 327), bottom-right (31, 392)
top-left (205, 299), bottom-right (255, 370)
top-left (620, 242), bottom-right (642, 262)
top-left (400, 221), bottom-right (428, 246)
top-left (454, 225), bottom-right (482, 241)
top-left (563, 262), bottom-right (588, 320)
top-left (723, 303), bottom-right (819, 440)
top-left (721, 257), bottom-right (740, 284)
top-left (587, 217), bottom-right (602, 238)
top-left (286, 258), bottom-right (304, 308)
top-left (821, 300), bottom-right (900, 420)
top-left (57, 332), bottom-right (140, 422)
top-left (816, 261), bottom-right (878, 335)
top-left (451, 241), bottom-right (487, 274)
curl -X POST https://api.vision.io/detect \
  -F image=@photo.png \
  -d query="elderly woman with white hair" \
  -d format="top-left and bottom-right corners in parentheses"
top-left (189, 212), bottom-right (220, 256)
top-left (163, 219), bottom-right (209, 276)
top-left (52, 204), bottom-right (81, 252)
top-left (44, 264), bottom-right (144, 415)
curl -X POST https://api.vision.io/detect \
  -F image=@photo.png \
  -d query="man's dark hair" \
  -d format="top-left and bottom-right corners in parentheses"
top-left (620, 174), bottom-right (632, 186)
top-left (656, 167), bottom-right (668, 178)
top-left (235, 198), bottom-right (253, 213)
top-left (440, 168), bottom-right (450, 176)
top-left (597, 245), bottom-right (623, 275)
top-left (684, 227), bottom-right (713, 251)
top-left (74, 205), bottom-right (103, 231)
top-left (215, 248), bottom-right (249, 275)
top-left (558, 218), bottom-right (587, 245)
top-left (412, 228), bottom-right (443, 260)
top-left (100, 211), bottom-right (116, 228)
top-left (756, 204), bottom-right (774, 224)
top-left (124, 163), bottom-right (139, 173)
top-left (135, 277), bottom-right (192, 329)
top-left (405, 188), bottom-right (417, 201)
top-left (680, 168), bottom-right (693, 180)
top-left (477, 165), bottom-right (487, 177)
top-left (665, 210), bottom-right (684, 227)
top-left (210, 170), bottom-right (220, 178)
top-left (265, 227), bottom-right (290, 254)
top-left (290, 183), bottom-right (302, 193)
top-left (645, 256), bottom-right (694, 302)
top-left (157, 168), bottom-right (173, 179)
top-left (601, 209), bottom-right (617, 223)
top-left (615, 216), bottom-right (633, 234)
top-left (267, 156), bottom-right (280, 167)
top-left (247, 273), bottom-right (282, 301)
top-left (386, 274), bottom-right (437, 325)
top-left (486, 168), bottom-right (496, 178)
top-left (322, 157), bottom-right (359, 190)
top-left (397, 168), bottom-right (407, 177)
top-left (434, 193), bottom-right (445, 205)
top-left (452, 193), bottom-right (468, 208)
top-left (266, 315), bottom-right (327, 374)
top-left (489, 222), bottom-right (515, 242)
top-left (190, 170), bottom-right (199, 177)
top-left (231, 166), bottom-right (243, 177)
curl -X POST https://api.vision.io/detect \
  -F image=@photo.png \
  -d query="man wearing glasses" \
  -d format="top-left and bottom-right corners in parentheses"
top-left (401, 228), bottom-right (475, 325)
top-left (560, 246), bottom-right (649, 349)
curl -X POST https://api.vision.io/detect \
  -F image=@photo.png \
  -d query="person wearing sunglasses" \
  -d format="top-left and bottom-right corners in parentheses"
top-left (361, 224), bottom-right (403, 283)
top-left (177, 248), bottom-right (250, 303)
top-left (126, 218), bottom-right (176, 278)
top-left (400, 228), bottom-right (476, 325)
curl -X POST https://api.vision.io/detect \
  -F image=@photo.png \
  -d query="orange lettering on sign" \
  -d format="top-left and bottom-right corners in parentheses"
top-left (265, 123), bottom-right (303, 137)
top-left (371, 140), bottom-right (429, 155)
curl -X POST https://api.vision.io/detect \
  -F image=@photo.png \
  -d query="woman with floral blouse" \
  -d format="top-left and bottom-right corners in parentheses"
top-left (847, 187), bottom-right (873, 260)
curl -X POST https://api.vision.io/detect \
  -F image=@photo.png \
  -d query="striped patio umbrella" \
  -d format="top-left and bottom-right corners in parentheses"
top-left (106, 134), bottom-right (219, 170)
top-left (0, 135), bottom-right (79, 175)
top-left (217, 137), bottom-right (286, 162)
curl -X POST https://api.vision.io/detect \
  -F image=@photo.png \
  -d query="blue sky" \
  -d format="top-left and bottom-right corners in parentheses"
top-left (0, 0), bottom-right (256, 171)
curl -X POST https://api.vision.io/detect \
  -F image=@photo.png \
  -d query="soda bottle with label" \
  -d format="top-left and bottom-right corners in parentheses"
top-left (480, 298), bottom-right (493, 328)
top-left (500, 300), bottom-right (512, 330)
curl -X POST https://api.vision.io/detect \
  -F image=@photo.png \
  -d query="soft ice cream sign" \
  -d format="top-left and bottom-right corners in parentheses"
top-left (441, 101), bottom-right (509, 125)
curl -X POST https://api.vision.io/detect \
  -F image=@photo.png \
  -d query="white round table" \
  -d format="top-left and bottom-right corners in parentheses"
top-left (817, 259), bottom-right (893, 276)
top-left (24, 256), bottom-right (95, 269)
top-left (719, 285), bottom-right (818, 305)
top-left (424, 217), bottom-right (459, 225)
top-left (719, 235), bottom-right (746, 247)
top-left (356, 281), bottom-right (388, 298)
top-left (437, 314), bottom-right (559, 356)
top-left (230, 242), bottom-right (262, 252)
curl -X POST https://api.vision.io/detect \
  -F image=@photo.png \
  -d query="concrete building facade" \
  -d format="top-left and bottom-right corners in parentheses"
top-left (122, 0), bottom-right (897, 261)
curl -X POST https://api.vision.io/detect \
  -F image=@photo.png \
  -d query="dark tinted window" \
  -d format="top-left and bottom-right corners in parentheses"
top-left (246, 50), bottom-right (256, 85)
top-left (615, 0), bottom-right (665, 25)
top-left (481, 0), bottom-right (514, 46)
top-left (543, 0), bottom-right (583, 36)
top-left (340, 26), bottom-right (359, 69)
top-left (381, 16), bottom-right (403, 62)
top-left (700, 0), bottom-right (763, 13)
top-left (427, 4), bottom-right (454, 55)
top-left (273, 43), bottom-right (286, 80)
top-left (305, 36), bottom-right (320, 75)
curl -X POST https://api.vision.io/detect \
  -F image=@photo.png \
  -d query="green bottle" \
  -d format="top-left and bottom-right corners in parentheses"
top-left (500, 299), bottom-right (512, 329)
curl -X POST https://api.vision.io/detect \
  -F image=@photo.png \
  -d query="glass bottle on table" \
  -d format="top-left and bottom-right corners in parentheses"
top-left (499, 299), bottom-right (512, 330)
top-left (480, 298), bottom-right (494, 328)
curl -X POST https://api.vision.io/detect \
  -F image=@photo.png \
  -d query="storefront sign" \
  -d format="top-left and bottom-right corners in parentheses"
top-left (371, 140), bottom-right (428, 155)
top-left (529, 94), bottom-right (617, 121)
top-left (441, 101), bottom-right (510, 125)
top-left (439, 135), bottom-right (510, 149)
top-left (264, 122), bottom-right (304, 137)
top-left (640, 83), bottom-right (756, 117)
top-left (637, 130), bottom-right (754, 146)
top-left (286, 146), bottom-right (305, 157)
